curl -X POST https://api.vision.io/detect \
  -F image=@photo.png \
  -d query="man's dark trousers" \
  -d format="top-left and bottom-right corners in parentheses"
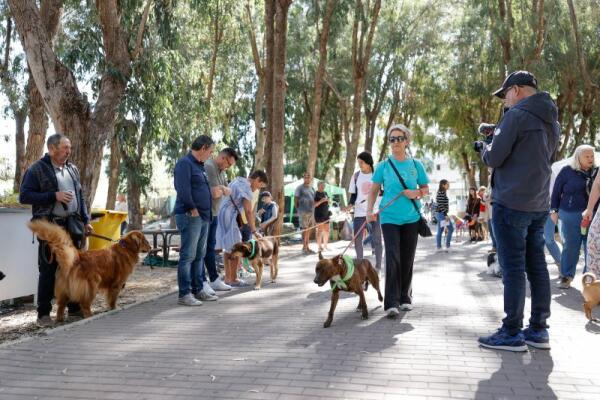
top-left (37, 235), bottom-right (81, 318)
top-left (202, 216), bottom-right (220, 283)
top-left (493, 203), bottom-right (551, 335)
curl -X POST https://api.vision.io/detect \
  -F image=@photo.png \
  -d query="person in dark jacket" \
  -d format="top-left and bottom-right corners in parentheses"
top-left (173, 135), bottom-right (215, 306)
top-left (476, 71), bottom-right (560, 352)
top-left (19, 133), bottom-right (92, 327)
top-left (551, 144), bottom-right (597, 289)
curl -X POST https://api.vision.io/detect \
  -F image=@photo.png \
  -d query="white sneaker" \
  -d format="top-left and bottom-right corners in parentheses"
top-left (202, 281), bottom-right (217, 296)
top-left (210, 277), bottom-right (232, 291)
top-left (386, 308), bottom-right (400, 319)
top-left (196, 290), bottom-right (218, 301)
top-left (178, 294), bottom-right (203, 306)
top-left (400, 303), bottom-right (413, 311)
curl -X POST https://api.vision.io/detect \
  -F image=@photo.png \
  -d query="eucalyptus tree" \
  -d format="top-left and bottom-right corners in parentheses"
top-left (8, 0), bottom-right (153, 206)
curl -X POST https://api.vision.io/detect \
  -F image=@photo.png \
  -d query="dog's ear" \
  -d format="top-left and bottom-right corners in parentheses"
top-left (318, 251), bottom-right (323, 260)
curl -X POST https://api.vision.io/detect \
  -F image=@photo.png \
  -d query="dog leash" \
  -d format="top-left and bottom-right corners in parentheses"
top-left (338, 191), bottom-right (405, 257)
top-left (87, 232), bottom-right (119, 242)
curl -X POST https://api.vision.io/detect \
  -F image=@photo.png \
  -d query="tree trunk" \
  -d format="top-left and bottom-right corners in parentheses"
top-left (12, 109), bottom-right (27, 192)
top-left (118, 120), bottom-right (144, 230)
top-left (22, 0), bottom-right (62, 176)
top-left (461, 151), bottom-right (477, 189)
top-left (246, 0), bottom-right (266, 170)
top-left (105, 130), bottom-right (120, 210)
top-left (264, 0), bottom-right (276, 180)
top-left (23, 74), bottom-right (49, 173)
top-left (379, 89), bottom-right (400, 162)
top-left (8, 0), bottom-right (142, 208)
top-left (270, 0), bottom-right (292, 236)
top-left (206, 1), bottom-right (223, 121)
top-left (341, 0), bottom-right (381, 190)
top-left (306, 0), bottom-right (337, 177)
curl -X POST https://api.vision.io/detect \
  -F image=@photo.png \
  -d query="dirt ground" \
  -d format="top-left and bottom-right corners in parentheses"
top-left (0, 264), bottom-right (178, 345)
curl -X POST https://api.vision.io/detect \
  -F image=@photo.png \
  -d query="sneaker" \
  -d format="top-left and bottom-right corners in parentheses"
top-left (435, 248), bottom-right (443, 253)
top-left (478, 327), bottom-right (527, 352)
top-left (400, 303), bottom-right (413, 311)
top-left (210, 278), bottom-right (232, 291)
top-left (557, 277), bottom-right (572, 289)
top-left (523, 327), bottom-right (550, 350)
top-left (178, 294), bottom-right (203, 306)
top-left (228, 279), bottom-right (250, 288)
top-left (36, 315), bottom-right (55, 327)
top-left (386, 307), bottom-right (400, 319)
top-left (202, 281), bottom-right (217, 296)
top-left (445, 247), bottom-right (452, 253)
top-left (195, 290), bottom-right (218, 302)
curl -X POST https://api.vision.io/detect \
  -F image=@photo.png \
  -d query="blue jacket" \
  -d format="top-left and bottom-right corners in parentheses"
top-left (481, 92), bottom-right (560, 212)
top-left (173, 152), bottom-right (212, 221)
top-left (551, 166), bottom-right (594, 213)
top-left (19, 154), bottom-right (90, 223)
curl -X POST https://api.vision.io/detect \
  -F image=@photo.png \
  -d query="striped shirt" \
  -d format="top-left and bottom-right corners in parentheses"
top-left (436, 190), bottom-right (449, 215)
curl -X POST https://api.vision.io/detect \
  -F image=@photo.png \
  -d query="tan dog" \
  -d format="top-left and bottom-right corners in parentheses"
top-left (313, 253), bottom-right (383, 328)
top-left (582, 272), bottom-right (600, 321)
top-left (230, 237), bottom-right (279, 290)
top-left (28, 220), bottom-right (151, 321)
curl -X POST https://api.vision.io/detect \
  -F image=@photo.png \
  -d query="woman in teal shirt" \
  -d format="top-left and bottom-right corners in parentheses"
top-left (367, 124), bottom-right (429, 318)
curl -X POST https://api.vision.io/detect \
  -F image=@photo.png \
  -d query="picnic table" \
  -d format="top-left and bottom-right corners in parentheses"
top-left (141, 228), bottom-right (180, 266)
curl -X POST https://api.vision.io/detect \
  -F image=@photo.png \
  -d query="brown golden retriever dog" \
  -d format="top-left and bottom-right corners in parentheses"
top-left (314, 253), bottom-right (383, 328)
top-left (582, 272), bottom-right (600, 321)
top-left (230, 237), bottom-right (279, 290)
top-left (28, 220), bottom-right (151, 322)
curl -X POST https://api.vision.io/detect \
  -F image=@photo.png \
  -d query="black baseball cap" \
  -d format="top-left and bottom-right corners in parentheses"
top-left (492, 70), bottom-right (538, 98)
top-left (260, 191), bottom-right (272, 198)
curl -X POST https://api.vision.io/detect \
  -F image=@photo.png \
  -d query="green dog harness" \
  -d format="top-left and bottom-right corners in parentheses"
top-left (330, 255), bottom-right (355, 291)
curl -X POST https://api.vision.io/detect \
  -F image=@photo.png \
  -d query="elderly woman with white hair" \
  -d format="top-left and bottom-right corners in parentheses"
top-left (551, 144), bottom-right (598, 289)
top-left (367, 124), bottom-right (429, 318)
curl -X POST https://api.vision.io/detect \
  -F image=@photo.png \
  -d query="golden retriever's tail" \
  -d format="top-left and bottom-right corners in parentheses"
top-left (28, 219), bottom-right (78, 272)
top-left (582, 272), bottom-right (597, 287)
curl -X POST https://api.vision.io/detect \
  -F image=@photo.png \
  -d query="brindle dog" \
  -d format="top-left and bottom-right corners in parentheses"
top-left (313, 253), bottom-right (383, 328)
top-left (230, 237), bottom-right (279, 290)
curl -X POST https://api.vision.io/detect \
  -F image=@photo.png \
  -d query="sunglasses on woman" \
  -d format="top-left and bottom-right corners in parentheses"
top-left (389, 135), bottom-right (407, 143)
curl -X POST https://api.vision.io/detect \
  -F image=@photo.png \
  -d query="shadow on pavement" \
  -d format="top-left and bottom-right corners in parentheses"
top-left (552, 286), bottom-right (584, 312)
top-left (474, 350), bottom-right (556, 400)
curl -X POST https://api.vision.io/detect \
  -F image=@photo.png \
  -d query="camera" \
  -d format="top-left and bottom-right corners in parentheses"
top-left (478, 123), bottom-right (496, 145)
top-left (473, 123), bottom-right (496, 153)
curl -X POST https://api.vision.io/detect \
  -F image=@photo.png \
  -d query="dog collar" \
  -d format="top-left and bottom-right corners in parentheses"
top-left (330, 255), bottom-right (355, 291)
top-left (247, 239), bottom-right (257, 259)
top-left (119, 239), bottom-right (127, 249)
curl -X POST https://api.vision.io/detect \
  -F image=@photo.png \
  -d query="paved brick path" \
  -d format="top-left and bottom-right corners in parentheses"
top-left (1, 236), bottom-right (599, 399)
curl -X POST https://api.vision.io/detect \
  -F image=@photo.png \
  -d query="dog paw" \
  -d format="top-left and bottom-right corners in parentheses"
top-left (323, 320), bottom-right (332, 328)
top-left (254, 286), bottom-right (261, 290)
top-left (361, 313), bottom-right (369, 320)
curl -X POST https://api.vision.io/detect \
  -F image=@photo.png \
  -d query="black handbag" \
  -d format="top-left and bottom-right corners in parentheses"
top-left (66, 213), bottom-right (86, 248)
top-left (387, 160), bottom-right (432, 238)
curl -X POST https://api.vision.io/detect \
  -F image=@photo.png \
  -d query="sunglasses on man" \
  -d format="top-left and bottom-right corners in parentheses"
top-left (389, 135), bottom-right (407, 143)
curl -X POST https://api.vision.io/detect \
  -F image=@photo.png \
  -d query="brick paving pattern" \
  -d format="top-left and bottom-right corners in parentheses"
top-left (0, 236), bottom-right (598, 399)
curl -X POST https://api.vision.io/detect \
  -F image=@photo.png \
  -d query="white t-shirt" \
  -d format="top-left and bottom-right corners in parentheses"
top-left (348, 171), bottom-right (381, 217)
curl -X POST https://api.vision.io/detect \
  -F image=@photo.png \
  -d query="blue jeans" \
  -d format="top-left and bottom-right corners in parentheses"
top-left (201, 217), bottom-right (220, 284)
top-left (559, 210), bottom-right (587, 278)
top-left (175, 214), bottom-right (210, 298)
top-left (493, 204), bottom-right (550, 335)
top-left (543, 215), bottom-right (562, 265)
top-left (435, 212), bottom-right (454, 249)
top-left (489, 214), bottom-right (497, 249)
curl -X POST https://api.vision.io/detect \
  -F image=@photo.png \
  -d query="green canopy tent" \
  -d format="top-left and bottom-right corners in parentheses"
top-left (283, 180), bottom-right (348, 222)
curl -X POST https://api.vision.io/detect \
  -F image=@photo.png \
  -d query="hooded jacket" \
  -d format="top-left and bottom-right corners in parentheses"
top-left (482, 92), bottom-right (560, 212)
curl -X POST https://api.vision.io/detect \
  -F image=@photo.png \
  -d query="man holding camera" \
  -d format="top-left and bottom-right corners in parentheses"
top-left (475, 71), bottom-right (560, 351)
top-left (20, 133), bottom-right (92, 327)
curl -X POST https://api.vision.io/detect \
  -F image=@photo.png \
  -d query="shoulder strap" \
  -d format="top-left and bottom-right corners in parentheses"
top-left (353, 171), bottom-right (360, 192)
top-left (387, 160), bottom-right (422, 215)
